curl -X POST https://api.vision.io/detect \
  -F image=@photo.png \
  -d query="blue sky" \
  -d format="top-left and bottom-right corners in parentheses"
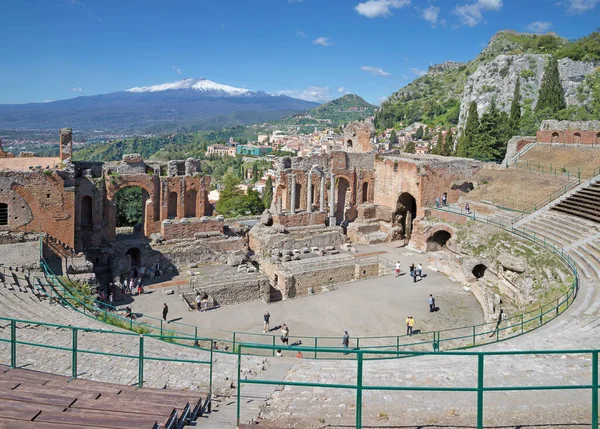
top-left (0, 0), bottom-right (598, 105)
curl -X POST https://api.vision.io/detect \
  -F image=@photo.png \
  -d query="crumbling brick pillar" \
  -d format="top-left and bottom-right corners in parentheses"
top-left (59, 128), bottom-right (73, 161)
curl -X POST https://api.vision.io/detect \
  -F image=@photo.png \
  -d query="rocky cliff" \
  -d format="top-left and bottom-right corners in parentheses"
top-left (457, 54), bottom-right (598, 130)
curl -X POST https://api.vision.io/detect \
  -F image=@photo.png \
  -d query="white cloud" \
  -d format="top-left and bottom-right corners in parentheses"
top-left (402, 75), bottom-right (409, 80)
top-left (410, 68), bottom-right (427, 77)
top-left (354, 0), bottom-right (410, 18)
top-left (361, 65), bottom-right (390, 76)
top-left (525, 21), bottom-right (553, 33)
top-left (313, 37), bottom-right (331, 47)
top-left (172, 66), bottom-right (181, 75)
top-left (421, 5), bottom-right (440, 25)
top-left (337, 87), bottom-right (346, 93)
top-left (70, 87), bottom-right (83, 93)
top-left (296, 30), bottom-right (307, 38)
top-left (453, 0), bottom-right (502, 27)
top-left (566, 0), bottom-right (600, 13)
top-left (42, 99), bottom-right (53, 103)
top-left (277, 86), bottom-right (333, 102)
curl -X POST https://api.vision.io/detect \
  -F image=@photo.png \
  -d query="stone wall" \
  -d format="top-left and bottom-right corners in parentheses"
top-left (189, 274), bottom-right (270, 306)
top-left (537, 120), bottom-right (600, 145)
top-left (342, 121), bottom-right (375, 153)
top-left (273, 212), bottom-right (327, 228)
top-left (161, 218), bottom-right (224, 241)
top-left (249, 224), bottom-right (346, 254)
top-left (502, 136), bottom-right (537, 164)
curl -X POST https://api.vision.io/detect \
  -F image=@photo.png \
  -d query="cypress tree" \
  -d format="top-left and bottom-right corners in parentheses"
top-left (471, 98), bottom-right (501, 161)
top-left (458, 101), bottom-right (479, 157)
top-left (263, 176), bottom-right (273, 209)
top-left (389, 130), bottom-right (398, 145)
top-left (433, 131), bottom-right (444, 155)
top-left (443, 130), bottom-right (453, 156)
top-left (509, 78), bottom-right (522, 135)
top-left (535, 56), bottom-right (566, 115)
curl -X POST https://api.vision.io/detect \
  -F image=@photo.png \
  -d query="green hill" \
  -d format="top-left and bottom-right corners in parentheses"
top-left (273, 94), bottom-right (376, 131)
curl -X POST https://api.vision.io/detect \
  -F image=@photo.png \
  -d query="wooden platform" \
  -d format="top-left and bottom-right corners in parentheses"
top-left (0, 367), bottom-right (206, 429)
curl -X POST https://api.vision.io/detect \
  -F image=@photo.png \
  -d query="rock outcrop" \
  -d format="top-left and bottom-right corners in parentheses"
top-left (458, 54), bottom-right (598, 131)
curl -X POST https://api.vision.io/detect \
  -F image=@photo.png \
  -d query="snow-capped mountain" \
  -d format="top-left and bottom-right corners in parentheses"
top-left (0, 78), bottom-right (319, 133)
top-left (126, 78), bottom-right (251, 96)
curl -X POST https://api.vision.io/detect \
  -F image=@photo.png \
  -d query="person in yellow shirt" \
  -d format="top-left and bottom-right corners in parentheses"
top-left (406, 316), bottom-right (415, 337)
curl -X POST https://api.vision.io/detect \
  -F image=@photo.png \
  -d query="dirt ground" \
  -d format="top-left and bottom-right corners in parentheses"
top-left (519, 146), bottom-right (600, 178)
top-left (459, 168), bottom-right (571, 212)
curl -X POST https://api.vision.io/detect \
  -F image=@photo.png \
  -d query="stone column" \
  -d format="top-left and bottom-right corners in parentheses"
top-left (290, 174), bottom-right (297, 214)
top-left (320, 174), bottom-right (325, 212)
top-left (328, 173), bottom-right (336, 226)
top-left (307, 173), bottom-right (313, 213)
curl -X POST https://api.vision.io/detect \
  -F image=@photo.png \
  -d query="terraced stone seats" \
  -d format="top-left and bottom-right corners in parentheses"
top-left (0, 365), bottom-right (205, 428)
top-left (553, 181), bottom-right (600, 222)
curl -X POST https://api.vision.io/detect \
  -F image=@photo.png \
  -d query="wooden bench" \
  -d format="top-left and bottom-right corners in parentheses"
top-left (34, 409), bottom-right (159, 429)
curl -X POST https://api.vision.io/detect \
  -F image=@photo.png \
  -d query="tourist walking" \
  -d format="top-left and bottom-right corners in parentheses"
top-left (162, 303), bottom-right (169, 323)
top-left (417, 263), bottom-right (423, 279)
top-left (195, 293), bottom-right (202, 312)
top-left (395, 261), bottom-right (401, 278)
top-left (429, 294), bottom-right (435, 312)
top-left (409, 264), bottom-right (417, 283)
top-left (108, 292), bottom-right (114, 308)
top-left (406, 316), bottom-right (415, 336)
top-left (442, 192), bottom-right (447, 206)
top-left (342, 330), bottom-right (350, 354)
top-left (263, 311), bottom-right (270, 333)
top-left (280, 324), bottom-right (289, 345)
top-left (201, 294), bottom-right (209, 312)
top-left (465, 202), bottom-right (470, 214)
top-left (435, 197), bottom-right (440, 208)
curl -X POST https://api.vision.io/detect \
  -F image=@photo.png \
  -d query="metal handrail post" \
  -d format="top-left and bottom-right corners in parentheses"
top-left (356, 351), bottom-right (363, 429)
top-left (209, 344), bottom-right (214, 413)
top-left (593, 351), bottom-right (599, 429)
top-left (71, 328), bottom-right (78, 379)
top-left (10, 319), bottom-right (16, 368)
top-left (477, 354), bottom-right (484, 429)
top-left (236, 346), bottom-right (242, 427)
top-left (138, 335), bottom-right (144, 388)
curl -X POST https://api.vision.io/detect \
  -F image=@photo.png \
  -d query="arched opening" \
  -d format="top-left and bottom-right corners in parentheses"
top-left (362, 182), bottom-right (369, 203)
top-left (472, 264), bottom-right (487, 279)
top-left (184, 189), bottom-right (197, 218)
top-left (125, 247), bottom-right (142, 271)
top-left (114, 186), bottom-right (149, 233)
top-left (574, 132), bottom-right (581, 144)
top-left (0, 203), bottom-right (7, 226)
top-left (295, 183), bottom-right (302, 210)
top-left (275, 185), bottom-right (287, 212)
top-left (336, 177), bottom-right (351, 223)
top-left (597, 133), bottom-right (600, 144)
top-left (168, 192), bottom-right (178, 219)
top-left (394, 192), bottom-right (417, 238)
top-left (80, 196), bottom-right (93, 227)
top-left (551, 132), bottom-right (559, 143)
top-left (347, 139), bottom-right (353, 148)
top-left (426, 230), bottom-right (452, 251)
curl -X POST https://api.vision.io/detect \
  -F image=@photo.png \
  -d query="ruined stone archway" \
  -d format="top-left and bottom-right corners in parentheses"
top-left (347, 139), bottom-right (353, 148)
top-left (112, 186), bottom-right (150, 234)
top-left (336, 177), bottom-right (350, 223)
top-left (551, 132), bottom-right (559, 143)
top-left (80, 196), bottom-right (93, 227)
top-left (168, 192), bottom-right (178, 219)
top-left (426, 230), bottom-right (452, 251)
top-left (394, 192), bottom-right (417, 238)
top-left (185, 189), bottom-right (197, 218)
top-left (472, 264), bottom-right (487, 279)
top-left (574, 132), bottom-right (581, 144)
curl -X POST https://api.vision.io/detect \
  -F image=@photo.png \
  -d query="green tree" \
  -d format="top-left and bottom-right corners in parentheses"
top-left (457, 102), bottom-right (479, 157)
top-left (404, 141), bottom-right (416, 154)
top-left (389, 130), bottom-right (398, 144)
top-left (263, 176), bottom-right (273, 209)
top-left (470, 99), bottom-right (501, 161)
top-left (509, 78), bottom-right (522, 135)
top-left (442, 130), bottom-right (452, 156)
top-left (535, 56), bottom-right (566, 116)
top-left (414, 126), bottom-right (424, 140)
top-left (251, 163), bottom-right (259, 183)
top-left (433, 131), bottom-right (444, 155)
top-left (114, 187), bottom-right (143, 227)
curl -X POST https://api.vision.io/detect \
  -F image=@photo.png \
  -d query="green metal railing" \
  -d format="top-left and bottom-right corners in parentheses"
top-left (0, 315), bottom-right (213, 395)
top-left (236, 343), bottom-right (600, 429)
top-left (38, 218), bottom-right (579, 359)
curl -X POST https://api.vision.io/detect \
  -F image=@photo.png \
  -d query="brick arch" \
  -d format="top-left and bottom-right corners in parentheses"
top-left (425, 225), bottom-right (455, 251)
top-left (106, 178), bottom-right (156, 202)
top-left (573, 132), bottom-right (582, 144)
top-left (0, 186), bottom-right (34, 231)
top-left (106, 178), bottom-right (158, 239)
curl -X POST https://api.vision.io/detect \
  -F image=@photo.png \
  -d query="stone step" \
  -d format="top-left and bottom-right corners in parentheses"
top-left (526, 219), bottom-right (583, 243)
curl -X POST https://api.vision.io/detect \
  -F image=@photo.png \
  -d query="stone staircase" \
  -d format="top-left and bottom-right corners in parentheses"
top-left (553, 180), bottom-right (600, 223)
